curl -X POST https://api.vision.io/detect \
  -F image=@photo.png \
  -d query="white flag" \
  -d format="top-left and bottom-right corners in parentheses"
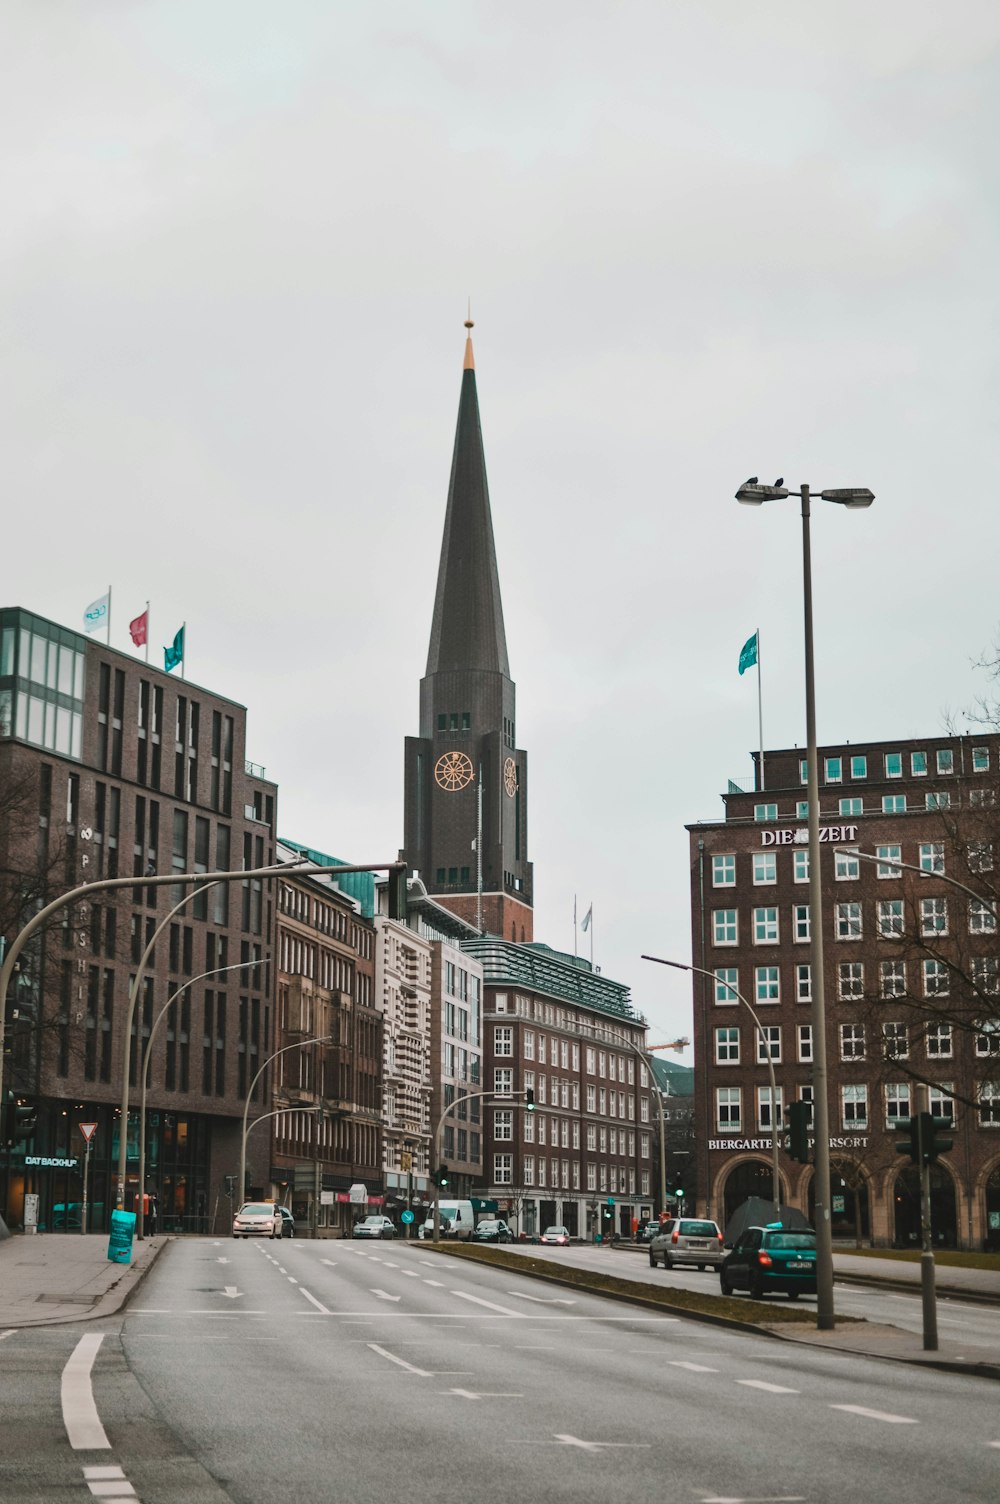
top-left (83, 593), bottom-right (110, 633)
top-left (581, 903), bottom-right (592, 933)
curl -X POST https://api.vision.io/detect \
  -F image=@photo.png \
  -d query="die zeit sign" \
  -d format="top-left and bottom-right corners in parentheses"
top-left (760, 824), bottom-right (858, 847)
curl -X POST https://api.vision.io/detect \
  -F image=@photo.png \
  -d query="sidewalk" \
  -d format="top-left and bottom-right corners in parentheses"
top-left (0, 1231), bottom-right (165, 1328)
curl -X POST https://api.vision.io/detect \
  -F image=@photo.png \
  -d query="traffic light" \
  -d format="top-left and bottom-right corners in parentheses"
top-left (524, 1088), bottom-right (535, 1110)
top-left (434, 1165), bottom-right (450, 1188)
top-left (787, 1099), bottom-right (811, 1163)
top-left (896, 1111), bottom-right (953, 1166)
top-left (387, 864), bottom-right (408, 921)
top-left (1, 1091), bottom-right (36, 1147)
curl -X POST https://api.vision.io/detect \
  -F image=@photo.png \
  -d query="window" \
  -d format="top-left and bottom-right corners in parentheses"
top-left (850, 754), bottom-right (867, 780)
top-left (523, 1030), bottom-right (535, 1060)
top-left (712, 853), bottom-right (736, 887)
top-left (882, 1022), bottom-right (909, 1059)
top-left (972, 746), bottom-right (990, 772)
top-left (919, 843), bottom-right (945, 874)
top-left (493, 1110), bottom-right (513, 1140)
top-left (937, 749), bottom-right (954, 775)
top-left (494, 1154), bottom-right (513, 1184)
top-left (970, 899), bottom-right (997, 934)
top-left (971, 787), bottom-right (998, 808)
top-left (714, 968), bottom-right (739, 1005)
top-left (967, 841), bottom-right (993, 873)
top-left (842, 1084), bottom-right (868, 1129)
top-left (838, 962), bottom-right (864, 1000)
top-left (715, 1026), bottom-right (740, 1064)
top-left (835, 846), bottom-right (860, 880)
top-left (974, 957), bottom-right (999, 995)
top-left (885, 1083), bottom-right (911, 1127)
top-left (716, 1087), bottom-right (741, 1132)
top-left (713, 909), bottom-right (738, 946)
top-left (923, 960), bottom-right (950, 997)
top-left (754, 803), bottom-right (778, 822)
top-left (920, 897), bottom-right (948, 937)
top-left (796, 964), bottom-right (812, 1003)
top-left (825, 756), bottom-right (843, 783)
top-left (926, 792), bottom-right (951, 811)
top-left (757, 1086), bottom-right (784, 1131)
top-left (911, 751), bottom-right (927, 777)
top-left (799, 759), bottom-right (809, 785)
top-left (882, 795), bottom-right (907, 814)
top-left (880, 960), bottom-right (906, 997)
top-left (835, 902), bottom-right (862, 940)
top-left (876, 844), bottom-right (901, 878)
top-left (929, 1084), bottom-right (955, 1123)
top-left (797, 1024), bottom-right (813, 1062)
top-left (755, 966), bottom-right (780, 1004)
top-left (792, 904), bottom-right (810, 943)
top-left (753, 907), bottom-right (778, 944)
top-left (839, 798), bottom-right (863, 817)
top-left (877, 900), bottom-right (904, 938)
top-left (840, 1024), bottom-right (866, 1060)
top-left (796, 801), bottom-right (809, 820)
top-left (975, 1021), bottom-right (1000, 1056)
top-left (494, 1026), bottom-right (513, 1056)
top-left (493, 1068), bottom-right (513, 1094)
top-left (752, 852), bottom-right (776, 885)
top-left (979, 1082), bottom-right (1000, 1128)
top-left (756, 1025), bottom-right (781, 1063)
top-left (793, 849), bottom-right (810, 884)
top-left (885, 752), bottom-right (903, 779)
top-left (926, 1022), bottom-right (952, 1058)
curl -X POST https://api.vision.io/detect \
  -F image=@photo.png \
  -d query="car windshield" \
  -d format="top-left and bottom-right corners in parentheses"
top-left (764, 1232), bottom-right (816, 1250)
top-left (240, 1204), bottom-right (274, 1216)
top-left (544, 1227), bottom-right (567, 1235)
top-left (680, 1222), bottom-right (719, 1237)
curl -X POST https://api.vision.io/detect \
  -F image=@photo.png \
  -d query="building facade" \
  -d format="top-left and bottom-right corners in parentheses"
top-left (0, 606), bottom-right (276, 1234)
top-left (688, 736), bottom-right (1000, 1250)
top-left (403, 323), bottom-right (533, 943)
top-left (466, 938), bottom-right (655, 1240)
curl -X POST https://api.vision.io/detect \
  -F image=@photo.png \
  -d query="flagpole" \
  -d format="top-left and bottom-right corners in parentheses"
top-left (106, 585), bottom-right (112, 646)
top-left (476, 767), bottom-right (483, 935)
top-left (756, 627), bottom-right (764, 792)
top-left (574, 895), bottom-right (578, 961)
top-left (590, 907), bottom-right (594, 970)
top-left (180, 621), bottom-right (186, 681)
top-left (145, 601), bottom-right (150, 665)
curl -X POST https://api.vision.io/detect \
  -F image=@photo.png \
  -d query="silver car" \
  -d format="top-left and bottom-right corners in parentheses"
top-left (648, 1217), bottom-right (724, 1271)
top-left (233, 1202), bottom-right (283, 1239)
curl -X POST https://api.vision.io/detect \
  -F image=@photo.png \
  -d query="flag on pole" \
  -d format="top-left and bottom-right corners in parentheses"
top-left (164, 626), bottom-right (185, 674)
top-left (129, 610), bottom-right (148, 647)
top-left (83, 593), bottom-right (110, 633)
top-left (738, 631), bottom-right (759, 676)
top-left (581, 903), bottom-right (593, 933)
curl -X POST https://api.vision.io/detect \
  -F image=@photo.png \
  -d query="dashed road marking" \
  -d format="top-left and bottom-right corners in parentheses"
top-left (83, 1462), bottom-right (138, 1498)
top-left (737, 1380), bottom-right (799, 1394)
top-left (669, 1361), bottom-right (718, 1372)
top-left (830, 1404), bottom-right (916, 1424)
top-left (62, 1333), bottom-right (109, 1451)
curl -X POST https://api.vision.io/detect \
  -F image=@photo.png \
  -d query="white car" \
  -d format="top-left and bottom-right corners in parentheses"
top-left (233, 1202), bottom-right (283, 1239)
top-left (352, 1214), bottom-right (396, 1239)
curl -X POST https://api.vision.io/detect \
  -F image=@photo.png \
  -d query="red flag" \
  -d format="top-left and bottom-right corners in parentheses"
top-left (129, 610), bottom-right (148, 647)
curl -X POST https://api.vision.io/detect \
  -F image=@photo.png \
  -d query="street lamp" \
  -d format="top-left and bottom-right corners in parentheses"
top-left (239, 1035), bottom-right (334, 1207)
top-left (642, 956), bottom-right (782, 1217)
top-left (736, 477), bottom-right (874, 1331)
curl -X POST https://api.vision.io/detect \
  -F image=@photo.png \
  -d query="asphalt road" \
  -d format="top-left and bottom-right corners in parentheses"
top-left (1, 1238), bottom-right (998, 1504)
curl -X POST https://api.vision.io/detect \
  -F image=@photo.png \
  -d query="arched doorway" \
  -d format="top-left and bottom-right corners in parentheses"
top-left (984, 1163), bottom-right (1000, 1252)
top-left (892, 1164), bottom-right (957, 1248)
top-left (821, 1158), bottom-right (870, 1245)
top-left (721, 1158), bottom-right (785, 1228)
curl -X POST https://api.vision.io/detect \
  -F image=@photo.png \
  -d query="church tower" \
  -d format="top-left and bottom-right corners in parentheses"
top-left (403, 321), bottom-right (533, 941)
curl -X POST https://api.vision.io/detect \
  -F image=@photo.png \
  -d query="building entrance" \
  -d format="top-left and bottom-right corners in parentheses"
top-left (892, 1165), bottom-right (957, 1248)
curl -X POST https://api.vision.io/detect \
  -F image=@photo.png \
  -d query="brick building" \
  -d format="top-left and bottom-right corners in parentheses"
top-left (688, 736), bottom-right (1000, 1249)
top-left (0, 606), bottom-right (275, 1234)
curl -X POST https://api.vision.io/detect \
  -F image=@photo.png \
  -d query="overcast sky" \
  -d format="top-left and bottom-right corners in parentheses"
top-left (5, 2), bottom-right (1000, 1051)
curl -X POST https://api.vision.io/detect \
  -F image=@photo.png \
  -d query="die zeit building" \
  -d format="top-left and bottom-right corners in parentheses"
top-left (687, 737), bottom-right (1000, 1250)
top-left (0, 607), bottom-right (275, 1234)
top-left (403, 321), bottom-right (533, 943)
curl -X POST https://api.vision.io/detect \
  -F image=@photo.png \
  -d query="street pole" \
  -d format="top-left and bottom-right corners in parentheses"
top-left (432, 1086), bottom-right (531, 1243)
top-left (913, 1083), bottom-right (939, 1351)
top-left (239, 1035), bottom-right (332, 1206)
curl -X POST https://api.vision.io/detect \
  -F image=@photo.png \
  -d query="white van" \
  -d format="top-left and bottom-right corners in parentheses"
top-left (418, 1200), bottom-right (476, 1240)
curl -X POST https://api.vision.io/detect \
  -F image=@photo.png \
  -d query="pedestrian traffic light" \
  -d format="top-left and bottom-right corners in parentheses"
top-left (787, 1099), bottom-right (811, 1163)
top-left (896, 1111), bottom-right (953, 1166)
top-left (524, 1088), bottom-right (535, 1110)
top-left (387, 863), bottom-right (408, 921)
top-left (434, 1165), bottom-right (450, 1188)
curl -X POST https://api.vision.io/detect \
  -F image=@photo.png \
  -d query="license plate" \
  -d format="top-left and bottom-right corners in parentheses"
top-left (788, 1260), bottom-right (810, 1270)
top-left (688, 1241), bottom-right (707, 1248)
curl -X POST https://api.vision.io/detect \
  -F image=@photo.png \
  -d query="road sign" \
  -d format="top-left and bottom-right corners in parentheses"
top-left (400, 1151), bottom-right (412, 1171)
top-left (401, 1209), bottom-right (415, 1224)
top-left (79, 1122), bottom-right (98, 1142)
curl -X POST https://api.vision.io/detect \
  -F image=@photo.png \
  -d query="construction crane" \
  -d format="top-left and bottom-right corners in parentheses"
top-left (648, 1038), bottom-right (690, 1053)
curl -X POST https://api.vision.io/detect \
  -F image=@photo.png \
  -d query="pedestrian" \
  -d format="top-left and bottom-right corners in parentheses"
top-left (148, 1196), bottom-right (158, 1237)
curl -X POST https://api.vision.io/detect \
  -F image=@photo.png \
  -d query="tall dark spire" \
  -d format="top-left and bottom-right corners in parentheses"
top-left (425, 318), bottom-right (509, 678)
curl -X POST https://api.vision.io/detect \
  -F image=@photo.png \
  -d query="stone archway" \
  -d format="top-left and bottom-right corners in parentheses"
top-left (825, 1156), bottom-right (871, 1245)
top-left (980, 1159), bottom-right (1000, 1252)
top-left (891, 1163), bottom-right (958, 1248)
top-left (717, 1157), bottom-right (787, 1229)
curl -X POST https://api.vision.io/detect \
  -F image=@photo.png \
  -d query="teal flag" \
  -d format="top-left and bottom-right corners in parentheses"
top-left (164, 626), bottom-right (184, 674)
top-left (738, 631), bottom-right (758, 676)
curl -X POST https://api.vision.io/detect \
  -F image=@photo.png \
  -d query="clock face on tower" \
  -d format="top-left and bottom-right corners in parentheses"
top-left (434, 751), bottom-right (474, 791)
top-left (503, 757), bottom-right (517, 797)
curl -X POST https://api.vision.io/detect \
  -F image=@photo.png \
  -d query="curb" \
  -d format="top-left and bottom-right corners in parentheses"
top-left (0, 1236), bottom-right (169, 1330)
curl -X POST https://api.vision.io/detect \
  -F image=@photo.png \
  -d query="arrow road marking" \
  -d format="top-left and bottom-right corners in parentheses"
top-left (221, 1286), bottom-right (244, 1300)
top-left (371, 1289), bottom-right (401, 1302)
top-left (507, 1292), bottom-right (575, 1305)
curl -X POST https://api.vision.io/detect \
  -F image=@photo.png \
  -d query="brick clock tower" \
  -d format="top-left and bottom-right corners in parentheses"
top-left (403, 321), bottom-right (533, 941)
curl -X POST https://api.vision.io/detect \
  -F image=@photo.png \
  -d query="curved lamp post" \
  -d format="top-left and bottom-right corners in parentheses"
top-left (239, 1036), bottom-right (333, 1205)
top-left (736, 479), bottom-right (874, 1330)
top-left (641, 955), bottom-right (781, 1216)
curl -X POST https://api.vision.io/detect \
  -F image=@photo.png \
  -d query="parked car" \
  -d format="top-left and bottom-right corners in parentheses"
top-left (648, 1217), bottom-right (725, 1271)
top-left (636, 1220), bottom-right (660, 1243)
top-left (539, 1225), bottom-right (570, 1246)
top-left (233, 1202), bottom-right (283, 1239)
top-left (352, 1214), bottom-right (396, 1240)
top-left (471, 1219), bottom-right (515, 1244)
top-left (720, 1225), bottom-right (817, 1299)
top-left (276, 1206), bottom-right (295, 1238)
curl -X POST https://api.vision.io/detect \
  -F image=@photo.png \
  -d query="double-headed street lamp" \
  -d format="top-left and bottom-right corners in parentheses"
top-left (737, 478), bottom-right (874, 1331)
top-left (240, 1035), bottom-right (334, 1208)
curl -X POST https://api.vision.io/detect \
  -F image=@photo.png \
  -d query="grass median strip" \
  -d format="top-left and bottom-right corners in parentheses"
top-left (421, 1244), bottom-right (838, 1328)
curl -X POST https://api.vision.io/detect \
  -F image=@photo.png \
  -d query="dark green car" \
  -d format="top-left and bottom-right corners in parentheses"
top-left (720, 1225), bottom-right (817, 1299)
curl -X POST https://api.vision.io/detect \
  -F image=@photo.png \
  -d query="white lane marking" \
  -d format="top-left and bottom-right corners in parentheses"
top-left (451, 1290), bottom-right (522, 1315)
top-left (372, 1289), bottom-right (402, 1302)
top-left (553, 1435), bottom-right (650, 1452)
top-left (442, 1388), bottom-right (523, 1399)
top-left (85, 1481), bottom-right (136, 1498)
top-left (62, 1333), bottom-right (110, 1451)
top-left (1, 1330), bottom-right (15, 1341)
top-left (287, 1278), bottom-right (298, 1285)
top-left (381, 1261), bottom-right (399, 1268)
top-left (424, 1280), bottom-right (445, 1287)
top-left (216, 1257), bottom-right (230, 1264)
top-left (701, 1497), bottom-right (805, 1503)
top-left (300, 1288), bottom-right (332, 1314)
top-left (988, 1441), bottom-right (1000, 1449)
top-left (508, 1291), bottom-right (575, 1305)
top-left (221, 1286), bottom-right (243, 1300)
top-left (368, 1344), bottom-right (432, 1376)
top-left (669, 1361), bottom-right (718, 1372)
top-left (830, 1404), bottom-right (917, 1424)
top-left (321, 1259), bottom-right (338, 1267)
top-left (401, 1270), bottom-right (421, 1277)
top-left (737, 1380), bottom-right (799, 1394)
top-left (277, 1267), bottom-right (287, 1275)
